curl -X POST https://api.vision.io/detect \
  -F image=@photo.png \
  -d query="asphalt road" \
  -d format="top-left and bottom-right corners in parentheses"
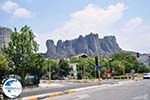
top-left (47, 79), bottom-right (150, 100)
top-left (20, 79), bottom-right (122, 98)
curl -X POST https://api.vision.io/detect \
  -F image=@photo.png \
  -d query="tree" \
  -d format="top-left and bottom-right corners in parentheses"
top-left (29, 53), bottom-right (46, 82)
top-left (44, 59), bottom-right (58, 79)
top-left (137, 64), bottom-right (150, 73)
top-left (0, 54), bottom-right (9, 82)
top-left (98, 58), bottom-right (110, 78)
top-left (58, 59), bottom-right (71, 78)
top-left (111, 60), bottom-right (125, 75)
top-left (70, 57), bottom-right (95, 79)
top-left (3, 26), bottom-right (42, 86)
top-left (110, 52), bottom-right (139, 74)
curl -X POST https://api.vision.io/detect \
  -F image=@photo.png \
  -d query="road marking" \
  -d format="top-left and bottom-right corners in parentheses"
top-left (72, 94), bottom-right (90, 100)
top-left (131, 94), bottom-right (149, 100)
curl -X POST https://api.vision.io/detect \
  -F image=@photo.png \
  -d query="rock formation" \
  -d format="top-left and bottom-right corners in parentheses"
top-left (45, 33), bottom-right (122, 58)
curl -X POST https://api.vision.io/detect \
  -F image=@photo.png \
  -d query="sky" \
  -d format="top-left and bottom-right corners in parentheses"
top-left (0, 0), bottom-right (150, 53)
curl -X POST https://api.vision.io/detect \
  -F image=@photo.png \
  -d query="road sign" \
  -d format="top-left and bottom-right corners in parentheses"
top-left (131, 69), bottom-right (135, 74)
top-left (95, 66), bottom-right (101, 71)
top-left (130, 69), bottom-right (135, 80)
top-left (2, 78), bottom-right (22, 99)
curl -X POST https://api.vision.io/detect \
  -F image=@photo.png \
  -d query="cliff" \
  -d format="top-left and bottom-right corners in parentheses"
top-left (45, 33), bottom-right (122, 58)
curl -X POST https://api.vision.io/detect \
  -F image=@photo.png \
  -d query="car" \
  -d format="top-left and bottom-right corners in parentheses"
top-left (2, 74), bottom-right (22, 83)
top-left (143, 73), bottom-right (150, 79)
top-left (3, 74), bottom-right (39, 86)
top-left (24, 75), bottom-right (39, 86)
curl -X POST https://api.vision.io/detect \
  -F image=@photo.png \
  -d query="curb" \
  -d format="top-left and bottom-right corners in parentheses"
top-left (21, 85), bottom-right (106, 100)
top-left (21, 91), bottom-right (76, 100)
top-left (21, 80), bottom-right (134, 100)
top-left (64, 89), bottom-right (77, 94)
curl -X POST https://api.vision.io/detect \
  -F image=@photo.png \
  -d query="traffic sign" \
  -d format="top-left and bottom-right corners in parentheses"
top-left (95, 66), bottom-right (101, 71)
top-left (131, 69), bottom-right (135, 74)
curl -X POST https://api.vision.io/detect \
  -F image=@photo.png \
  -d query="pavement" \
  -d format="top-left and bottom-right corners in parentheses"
top-left (20, 82), bottom-right (98, 99)
top-left (22, 83), bottom-right (64, 93)
top-left (19, 79), bottom-right (133, 100)
top-left (44, 79), bottom-right (150, 100)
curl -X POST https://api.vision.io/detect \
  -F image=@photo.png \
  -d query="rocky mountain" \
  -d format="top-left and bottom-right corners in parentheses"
top-left (0, 26), bottom-right (12, 51)
top-left (45, 33), bottom-right (122, 58)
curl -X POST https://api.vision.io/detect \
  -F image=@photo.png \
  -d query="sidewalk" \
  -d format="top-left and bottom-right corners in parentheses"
top-left (23, 78), bottom-right (139, 92)
top-left (40, 79), bottom-right (99, 83)
top-left (22, 83), bottom-right (64, 92)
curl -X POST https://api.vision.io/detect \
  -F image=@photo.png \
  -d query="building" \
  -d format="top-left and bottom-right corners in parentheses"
top-left (0, 27), bottom-right (12, 51)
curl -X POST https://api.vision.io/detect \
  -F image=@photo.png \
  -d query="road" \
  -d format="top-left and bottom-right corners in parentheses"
top-left (20, 79), bottom-right (122, 98)
top-left (47, 79), bottom-right (150, 100)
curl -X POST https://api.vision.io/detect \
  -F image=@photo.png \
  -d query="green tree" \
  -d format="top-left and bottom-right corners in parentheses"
top-left (70, 57), bottom-right (95, 79)
top-left (29, 53), bottom-right (46, 81)
top-left (0, 54), bottom-right (9, 82)
top-left (98, 58), bottom-right (110, 78)
top-left (58, 59), bottom-right (71, 78)
top-left (137, 64), bottom-right (150, 73)
top-left (2, 26), bottom-right (43, 86)
top-left (110, 52), bottom-right (139, 74)
top-left (111, 60), bottom-right (125, 75)
top-left (44, 59), bottom-right (58, 79)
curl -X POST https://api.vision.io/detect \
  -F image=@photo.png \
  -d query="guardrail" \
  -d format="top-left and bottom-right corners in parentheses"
top-left (112, 76), bottom-right (131, 79)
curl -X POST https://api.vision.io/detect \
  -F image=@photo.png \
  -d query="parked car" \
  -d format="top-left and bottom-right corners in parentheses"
top-left (3, 74), bottom-right (39, 86)
top-left (2, 74), bottom-right (22, 83)
top-left (143, 73), bottom-right (150, 79)
top-left (24, 75), bottom-right (39, 86)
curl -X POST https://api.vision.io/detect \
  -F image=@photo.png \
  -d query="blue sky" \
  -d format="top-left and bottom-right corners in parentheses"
top-left (0, 0), bottom-right (150, 53)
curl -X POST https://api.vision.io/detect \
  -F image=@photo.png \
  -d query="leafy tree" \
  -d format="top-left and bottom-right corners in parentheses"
top-left (44, 59), bottom-right (58, 79)
top-left (0, 54), bottom-right (9, 82)
top-left (111, 60), bottom-right (125, 75)
top-left (111, 52), bottom-right (139, 73)
top-left (70, 57), bottom-right (95, 79)
top-left (58, 59), bottom-right (71, 78)
top-left (29, 53), bottom-right (46, 82)
top-left (2, 26), bottom-right (43, 86)
top-left (99, 58), bottom-right (109, 68)
top-left (137, 64), bottom-right (150, 73)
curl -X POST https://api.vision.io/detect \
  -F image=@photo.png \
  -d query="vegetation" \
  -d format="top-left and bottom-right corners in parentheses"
top-left (110, 52), bottom-right (139, 75)
top-left (1, 26), bottom-right (150, 84)
top-left (44, 59), bottom-right (58, 79)
top-left (0, 54), bottom-right (9, 82)
top-left (70, 57), bottom-right (95, 79)
top-left (58, 59), bottom-right (71, 78)
top-left (3, 26), bottom-right (45, 86)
